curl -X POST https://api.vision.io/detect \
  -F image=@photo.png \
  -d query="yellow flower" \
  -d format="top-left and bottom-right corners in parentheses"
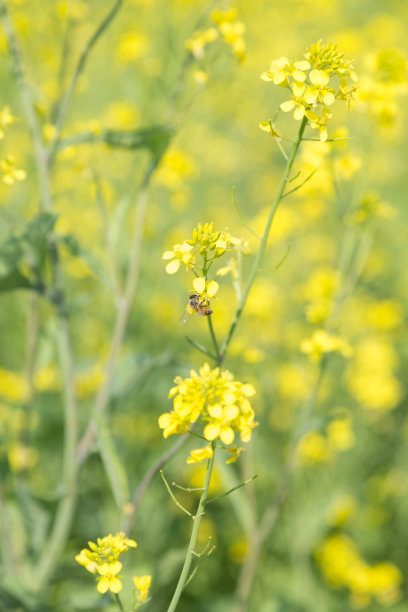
top-left (163, 223), bottom-right (242, 275)
top-left (305, 107), bottom-right (333, 142)
top-left (1, 156), bottom-right (26, 185)
top-left (280, 84), bottom-right (317, 120)
top-left (297, 431), bottom-right (331, 465)
top-left (186, 444), bottom-right (214, 464)
top-left (159, 364), bottom-right (257, 451)
top-left (300, 330), bottom-right (352, 361)
top-left (186, 277), bottom-right (219, 314)
top-left (162, 242), bottom-right (195, 274)
top-left (133, 575), bottom-right (152, 602)
top-left (225, 445), bottom-right (244, 464)
top-left (0, 106), bottom-right (15, 138)
top-left (76, 533), bottom-right (138, 593)
top-left (75, 549), bottom-right (99, 574)
top-left (96, 562), bottom-right (122, 594)
top-left (116, 31), bottom-right (149, 63)
top-left (262, 41), bottom-right (358, 140)
top-left (261, 57), bottom-right (310, 86)
top-left (185, 28), bottom-right (218, 59)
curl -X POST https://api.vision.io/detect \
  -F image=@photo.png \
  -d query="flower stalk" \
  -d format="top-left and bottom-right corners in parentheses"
top-left (219, 114), bottom-right (308, 362)
top-left (167, 443), bottom-right (216, 612)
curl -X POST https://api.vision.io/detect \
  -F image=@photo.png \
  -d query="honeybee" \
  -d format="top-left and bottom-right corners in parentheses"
top-left (180, 293), bottom-right (213, 324)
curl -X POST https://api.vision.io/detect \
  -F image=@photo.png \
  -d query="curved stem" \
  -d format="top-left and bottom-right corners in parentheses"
top-left (167, 443), bottom-right (215, 612)
top-left (48, 0), bottom-right (124, 164)
top-left (220, 116), bottom-right (308, 363)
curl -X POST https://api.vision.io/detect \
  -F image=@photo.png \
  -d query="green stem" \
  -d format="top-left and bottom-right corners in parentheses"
top-left (207, 316), bottom-right (221, 365)
top-left (48, 0), bottom-right (124, 164)
top-left (114, 593), bottom-right (124, 612)
top-left (0, 0), bottom-right (79, 591)
top-left (220, 116), bottom-right (308, 363)
top-left (167, 444), bottom-right (215, 612)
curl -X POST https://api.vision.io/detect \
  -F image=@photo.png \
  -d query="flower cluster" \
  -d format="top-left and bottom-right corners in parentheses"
top-left (75, 532), bottom-right (141, 595)
top-left (162, 223), bottom-right (241, 275)
top-left (185, 8), bottom-right (246, 61)
top-left (357, 49), bottom-right (407, 129)
top-left (158, 363), bottom-right (257, 462)
top-left (261, 41), bottom-right (358, 142)
top-left (0, 107), bottom-right (26, 185)
top-left (300, 330), bottom-right (352, 361)
top-left (316, 534), bottom-right (402, 607)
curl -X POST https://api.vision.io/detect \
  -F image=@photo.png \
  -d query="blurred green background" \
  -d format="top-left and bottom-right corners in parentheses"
top-left (0, 0), bottom-right (407, 610)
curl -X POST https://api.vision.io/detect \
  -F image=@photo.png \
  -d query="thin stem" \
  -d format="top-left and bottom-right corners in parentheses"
top-left (167, 444), bottom-right (215, 612)
top-left (76, 160), bottom-right (158, 466)
top-left (160, 471), bottom-right (193, 517)
top-left (206, 475), bottom-right (257, 505)
top-left (0, 0), bottom-right (79, 591)
top-left (113, 593), bottom-right (124, 612)
top-left (233, 217), bottom-right (370, 610)
top-left (48, 0), bottom-right (124, 164)
top-left (0, 474), bottom-right (18, 577)
top-left (121, 434), bottom-right (189, 534)
top-left (220, 116), bottom-right (308, 363)
top-left (207, 316), bottom-right (221, 365)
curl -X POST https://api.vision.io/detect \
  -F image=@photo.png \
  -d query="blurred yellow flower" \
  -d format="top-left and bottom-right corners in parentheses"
top-left (186, 444), bottom-right (213, 464)
top-left (133, 575), bottom-right (152, 602)
top-left (116, 31), bottom-right (150, 63)
top-left (300, 330), bottom-right (352, 361)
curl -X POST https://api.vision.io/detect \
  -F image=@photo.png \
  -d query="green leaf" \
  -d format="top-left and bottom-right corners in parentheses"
top-left (0, 213), bottom-right (56, 294)
top-left (58, 124), bottom-right (174, 159)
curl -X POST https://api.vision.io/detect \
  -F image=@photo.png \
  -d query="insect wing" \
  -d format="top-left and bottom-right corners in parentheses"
top-left (179, 310), bottom-right (189, 325)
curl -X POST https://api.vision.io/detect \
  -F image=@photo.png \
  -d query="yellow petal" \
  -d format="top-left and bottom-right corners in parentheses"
top-left (242, 383), bottom-right (256, 397)
top-left (280, 100), bottom-right (295, 112)
top-left (204, 423), bottom-right (220, 441)
top-left (208, 403), bottom-right (223, 419)
top-left (110, 578), bottom-right (122, 594)
top-left (166, 259), bottom-right (180, 274)
top-left (292, 69), bottom-right (306, 82)
top-left (207, 280), bottom-right (219, 297)
top-left (309, 69), bottom-right (330, 86)
top-left (224, 405), bottom-right (239, 421)
top-left (260, 71), bottom-right (273, 81)
top-left (292, 81), bottom-right (305, 97)
top-left (305, 109), bottom-right (319, 121)
top-left (293, 106), bottom-right (305, 120)
top-left (162, 250), bottom-right (175, 260)
top-left (193, 277), bottom-right (206, 293)
top-left (97, 579), bottom-right (109, 594)
top-left (323, 92), bottom-right (335, 105)
top-left (271, 70), bottom-right (285, 84)
top-left (220, 426), bottom-right (235, 445)
top-left (294, 60), bottom-right (310, 71)
top-left (319, 127), bottom-right (328, 143)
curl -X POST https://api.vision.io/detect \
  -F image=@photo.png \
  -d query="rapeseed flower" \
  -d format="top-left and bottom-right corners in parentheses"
top-left (158, 363), bottom-right (257, 459)
top-left (261, 40), bottom-right (358, 142)
top-left (75, 532), bottom-right (137, 594)
top-left (300, 330), bottom-right (352, 361)
top-left (163, 223), bottom-right (242, 276)
top-left (133, 575), bottom-right (152, 602)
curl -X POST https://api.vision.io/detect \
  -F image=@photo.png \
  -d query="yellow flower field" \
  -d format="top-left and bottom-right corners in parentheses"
top-left (0, 1), bottom-right (407, 610)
